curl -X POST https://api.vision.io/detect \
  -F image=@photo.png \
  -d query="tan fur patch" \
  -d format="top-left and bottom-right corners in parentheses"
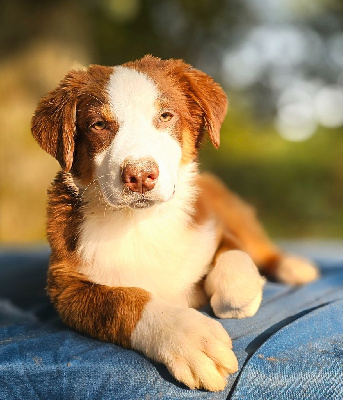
top-left (48, 261), bottom-right (151, 348)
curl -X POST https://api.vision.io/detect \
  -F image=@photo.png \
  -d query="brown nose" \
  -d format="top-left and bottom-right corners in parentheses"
top-left (121, 158), bottom-right (159, 194)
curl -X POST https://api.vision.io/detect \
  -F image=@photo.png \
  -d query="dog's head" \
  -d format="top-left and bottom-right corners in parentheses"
top-left (32, 56), bottom-right (227, 209)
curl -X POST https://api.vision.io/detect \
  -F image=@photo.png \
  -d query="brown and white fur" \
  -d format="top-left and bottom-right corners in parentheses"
top-left (31, 55), bottom-right (319, 392)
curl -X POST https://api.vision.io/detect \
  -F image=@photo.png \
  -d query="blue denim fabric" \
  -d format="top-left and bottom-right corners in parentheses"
top-left (1, 247), bottom-right (343, 399)
top-left (231, 300), bottom-right (343, 399)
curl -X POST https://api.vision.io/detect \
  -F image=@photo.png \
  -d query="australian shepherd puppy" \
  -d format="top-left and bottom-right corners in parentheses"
top-left (31, 55), bottom-right (318, 391)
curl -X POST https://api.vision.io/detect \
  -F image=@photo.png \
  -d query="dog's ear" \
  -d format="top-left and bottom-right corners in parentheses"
top-left (31, 69), bottom-right (87, 172)
top-left (177, 63), bottom-right (228, 148)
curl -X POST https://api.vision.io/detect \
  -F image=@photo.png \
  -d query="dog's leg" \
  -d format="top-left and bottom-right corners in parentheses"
top-left (198, 173), bottom-right (319, 285)
top-left (48, 261), bottom-right (238, 391)
top-left (131, 297), bottom-right (238, 391)
top-left (204, 233), bottom-right (265, 319)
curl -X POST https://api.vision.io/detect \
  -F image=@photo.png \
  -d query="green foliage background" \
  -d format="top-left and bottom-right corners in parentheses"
top-left (201, 114), bottom-right (343, 237)
top-left (0, 0), bottom-right (342, 242)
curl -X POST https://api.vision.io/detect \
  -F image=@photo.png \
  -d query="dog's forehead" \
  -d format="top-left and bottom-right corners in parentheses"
top-left (107, 66), bottom-right (160, 123)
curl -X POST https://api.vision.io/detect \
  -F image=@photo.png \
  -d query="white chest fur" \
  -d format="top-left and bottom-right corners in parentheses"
top-left (77, 166), bottom-right (217, 307)
top-left (77, 203), bottom-right (216, 307)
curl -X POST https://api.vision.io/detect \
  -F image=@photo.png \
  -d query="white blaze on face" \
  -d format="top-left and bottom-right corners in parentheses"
top-left (95, 66), bottom-right (182, 208)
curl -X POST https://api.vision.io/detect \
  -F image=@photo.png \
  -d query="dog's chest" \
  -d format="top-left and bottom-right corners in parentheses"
top-left (77, 206), bottom-right (217, 306)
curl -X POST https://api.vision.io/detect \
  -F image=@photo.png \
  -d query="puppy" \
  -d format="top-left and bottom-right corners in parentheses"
top-left (31, 55), bottom-right (319, 391)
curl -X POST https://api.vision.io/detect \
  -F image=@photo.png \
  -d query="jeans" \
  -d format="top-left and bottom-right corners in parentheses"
top-left (0, 246), bottom-right (343, 399)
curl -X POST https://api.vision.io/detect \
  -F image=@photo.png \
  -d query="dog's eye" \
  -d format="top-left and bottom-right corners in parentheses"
top-left (91, 121), bottom-right (107, 130)
top-left (159, 112), bottom-right (173, 122)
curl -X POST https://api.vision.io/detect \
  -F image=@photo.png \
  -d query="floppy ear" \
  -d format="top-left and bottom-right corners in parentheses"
top-left (31, 70), bottom-right (86, 172)
top-left (181, 64), bottom-right (228, 148)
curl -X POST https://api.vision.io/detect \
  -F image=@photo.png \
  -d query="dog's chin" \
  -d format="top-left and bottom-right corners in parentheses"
top-left (103, 195), bottom-right (172, 210)
top-left (128, 199), bottom-right (156, 209)
top-left (100, 186), bottom-right (176, 210)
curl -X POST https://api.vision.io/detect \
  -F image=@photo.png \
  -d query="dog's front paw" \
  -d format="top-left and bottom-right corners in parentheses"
top-left (131, 301), bottom-right (238, 391)
top-left (164, 309), bottom-right (239, 391)
top-left (275, 255), bottom-right (319, 285)
top-left (205, 250), bottom-right (265, 319)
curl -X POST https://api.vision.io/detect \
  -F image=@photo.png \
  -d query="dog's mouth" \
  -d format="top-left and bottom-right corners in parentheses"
top-left (101, 192), bottom-right (161, 210)
top-left (127, 198), bottom-right (156, 209)
top-left (124, 185), bottom-right (176, 209)
top-left (104, 190), bottom-right (176, 210)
